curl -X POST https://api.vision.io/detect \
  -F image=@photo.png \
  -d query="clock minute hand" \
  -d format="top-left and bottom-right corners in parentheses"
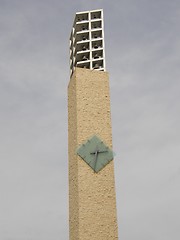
top-left (93, 149), bottom-right (99, 172)
top-left (94, 149), bottom-right (108, 172)
top-left (90, 147), bottom-right (99, 172)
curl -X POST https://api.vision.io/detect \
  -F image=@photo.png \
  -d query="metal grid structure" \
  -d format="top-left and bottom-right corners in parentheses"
top-left (69, 9), bottom-right (106, 76)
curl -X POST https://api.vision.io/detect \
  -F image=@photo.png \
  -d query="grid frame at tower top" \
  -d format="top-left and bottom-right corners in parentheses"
top-left (69, 9), bottom-right (106, 76)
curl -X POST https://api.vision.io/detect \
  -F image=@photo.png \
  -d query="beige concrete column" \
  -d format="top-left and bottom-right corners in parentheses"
top-left (68, 67), bottom-right (118, 240)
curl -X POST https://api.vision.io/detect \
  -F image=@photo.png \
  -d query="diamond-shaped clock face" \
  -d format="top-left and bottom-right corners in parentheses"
top-left (77, 135), bottom-right (114, 173)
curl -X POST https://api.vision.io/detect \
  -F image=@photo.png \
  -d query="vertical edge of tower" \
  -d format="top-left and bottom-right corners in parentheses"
top-left (68, 71), bottom-right (79, 240)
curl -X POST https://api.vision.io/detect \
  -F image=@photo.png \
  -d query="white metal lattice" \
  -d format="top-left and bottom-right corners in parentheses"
top-left (69, 9), bottom-right (106, 76)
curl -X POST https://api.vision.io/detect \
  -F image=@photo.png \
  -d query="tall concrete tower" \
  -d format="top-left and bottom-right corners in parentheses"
top-left (68, 9), bottom-right (118, 240)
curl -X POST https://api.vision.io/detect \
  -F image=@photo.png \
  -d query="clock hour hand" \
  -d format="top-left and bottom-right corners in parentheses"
top-left (98, 149), bottom-right (108, 153)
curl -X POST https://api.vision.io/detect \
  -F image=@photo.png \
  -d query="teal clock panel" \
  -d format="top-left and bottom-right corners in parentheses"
top-left (77, 135), bottom-right (113, 173)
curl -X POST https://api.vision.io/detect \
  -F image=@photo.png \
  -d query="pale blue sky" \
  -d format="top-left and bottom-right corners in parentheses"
top-left (0, 0), bottom-right (180, 239)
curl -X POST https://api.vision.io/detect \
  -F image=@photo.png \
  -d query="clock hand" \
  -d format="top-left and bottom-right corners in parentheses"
top-left (98, 150), bottom-right (108, 153)
top-left (94, 150), bottom-right (98, 172)
top-left (90, 147), bottom-right (108, 172)
top-left (90, 148), bottom-right (107, 155)
top-left (90, 146), bottom-right (99, 172)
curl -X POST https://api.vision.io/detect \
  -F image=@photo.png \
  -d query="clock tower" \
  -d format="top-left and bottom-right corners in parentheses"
top-left (68, 9), bottom-right (118, 240)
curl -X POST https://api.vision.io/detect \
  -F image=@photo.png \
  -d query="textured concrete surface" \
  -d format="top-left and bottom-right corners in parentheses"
top-left (68, 68), bottom-right (118, 240)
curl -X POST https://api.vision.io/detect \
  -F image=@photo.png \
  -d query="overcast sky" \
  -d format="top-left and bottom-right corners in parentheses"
top-left (0, 0), bottom-right (180, 239)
